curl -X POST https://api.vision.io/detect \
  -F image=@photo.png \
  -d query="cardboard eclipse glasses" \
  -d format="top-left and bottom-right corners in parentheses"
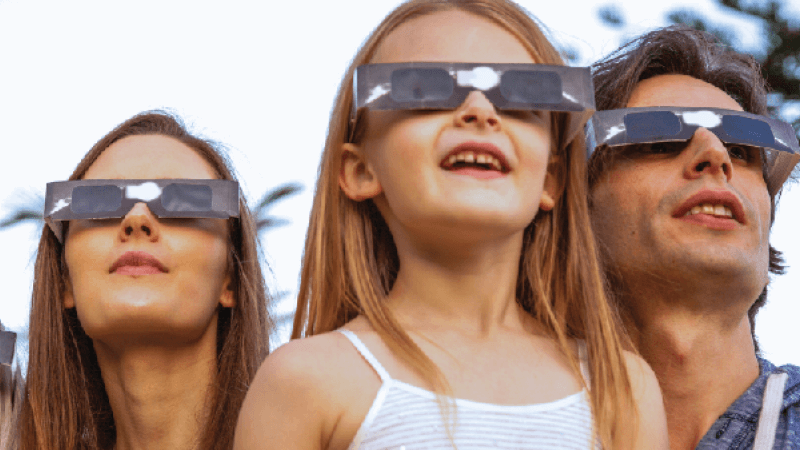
top-left (586, 107), bottom-right (800, 193)
top-left (350, 62), bottom-right (596, 142)
top-left (44, 179), bottom-right (240, 242)
top-left (0, 330), bottom-right (16, 367)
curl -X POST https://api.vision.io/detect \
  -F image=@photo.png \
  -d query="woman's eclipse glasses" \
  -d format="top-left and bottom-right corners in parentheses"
top-left (44, 179), bottom-right (240, 242)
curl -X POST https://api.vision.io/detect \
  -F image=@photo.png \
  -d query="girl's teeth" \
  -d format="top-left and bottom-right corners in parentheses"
top-left (445, 151), bottom-right (504, 171)
top-left (691, 206), bottom-right (701, 215)
top-left (714, 205), bottom-right (726, 216)
top-left (723, 206), bottom-right (732, 218)
top-left (701, 204), bottom-right (715, 214)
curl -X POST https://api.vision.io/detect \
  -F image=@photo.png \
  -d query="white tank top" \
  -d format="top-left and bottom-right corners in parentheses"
top-left (339, 330), bottom-right (599, 450)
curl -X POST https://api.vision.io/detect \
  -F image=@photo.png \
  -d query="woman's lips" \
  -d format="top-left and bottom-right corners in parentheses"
top-left (110, 251), bottom-right (167, 275)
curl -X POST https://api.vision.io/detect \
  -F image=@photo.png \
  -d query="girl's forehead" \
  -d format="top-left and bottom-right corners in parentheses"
top-left (371, 9), bottom-right (536, 65)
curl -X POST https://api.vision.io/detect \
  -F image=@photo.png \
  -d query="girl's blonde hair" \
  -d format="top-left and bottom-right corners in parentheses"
top-left (20, 111), bottom-right (272, 450)
top-left (294, 1), bottom-right (637, 447)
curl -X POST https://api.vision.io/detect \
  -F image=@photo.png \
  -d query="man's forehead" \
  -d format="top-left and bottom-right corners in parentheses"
top-left (628, 74), bottom-right (744, 112)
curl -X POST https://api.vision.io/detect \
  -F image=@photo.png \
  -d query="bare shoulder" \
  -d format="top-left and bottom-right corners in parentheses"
top-left (620, 350), bottom-right (670, 450)
top-left (234, 332), bottom-right (378, 450)
top-left (620, 350), bottom-right (658, 388)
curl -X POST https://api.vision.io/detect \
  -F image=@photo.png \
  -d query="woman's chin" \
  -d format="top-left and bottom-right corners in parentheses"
top-left (77, 298), bottom-right (218, 348)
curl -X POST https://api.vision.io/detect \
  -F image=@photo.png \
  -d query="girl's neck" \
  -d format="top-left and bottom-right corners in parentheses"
top-left (93, 320), bottom-right (219, 450)
top-left (387, 231), bottom-right (528, 337)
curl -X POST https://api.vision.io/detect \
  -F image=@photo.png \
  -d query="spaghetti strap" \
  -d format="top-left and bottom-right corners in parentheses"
top-left (577, 340), bottom-right (591, 387)
top-left (753, 371), bottom-right (789, 450)
top-left (338, 330), bottom-right (392, 383)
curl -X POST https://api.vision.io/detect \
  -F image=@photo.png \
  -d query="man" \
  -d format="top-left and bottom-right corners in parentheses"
top-left (586, 26), bottom-right (800, 449)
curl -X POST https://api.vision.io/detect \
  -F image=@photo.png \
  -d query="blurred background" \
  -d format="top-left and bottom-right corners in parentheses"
top-left (1, 0), bottom-right (798, 374)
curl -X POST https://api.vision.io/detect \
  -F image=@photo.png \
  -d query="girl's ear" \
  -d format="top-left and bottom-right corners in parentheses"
top-left (539, 156), bottom-right (561, 212)
top-left (339, 143), bottom-right (382, 201)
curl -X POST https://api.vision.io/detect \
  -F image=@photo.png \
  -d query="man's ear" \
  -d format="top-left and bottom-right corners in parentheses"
top-left (219, 274), bottom-right (235, 308)
top-left (339, 143), bottom-right (382, 201)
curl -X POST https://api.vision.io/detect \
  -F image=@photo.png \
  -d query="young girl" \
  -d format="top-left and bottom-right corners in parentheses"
top-left (235, 1), bottom-right (667, 449)
top-left (21, 111), bottom-right (272, 450)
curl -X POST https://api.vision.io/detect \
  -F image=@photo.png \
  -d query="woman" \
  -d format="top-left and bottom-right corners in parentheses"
top-left (235, 1), bottom-right (668, 449)
top-left (21, 111), bottom-right (271, 450)
top-left (0, 322), bottom-right (22, 450)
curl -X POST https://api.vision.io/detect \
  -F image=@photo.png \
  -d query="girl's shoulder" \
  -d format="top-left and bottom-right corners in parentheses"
top-left (619, 349), bottom-right (670, 449)
top-left (251, 329), bottom-right (378, 404)
top-left (235, 328), bottom-right (382, 450)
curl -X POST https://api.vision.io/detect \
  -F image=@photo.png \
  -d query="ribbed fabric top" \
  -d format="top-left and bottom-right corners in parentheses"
top-left (339, 330), bottom-right (598, 450)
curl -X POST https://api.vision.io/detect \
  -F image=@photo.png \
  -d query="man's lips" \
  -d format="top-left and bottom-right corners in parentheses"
top-left (672, 189), bottom-right (746, 226)
top-left (110, 251), bottom-right (168, 275)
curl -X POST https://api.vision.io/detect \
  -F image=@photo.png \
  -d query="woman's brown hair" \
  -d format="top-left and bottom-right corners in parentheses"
top-left (293, 0), bottom-right (637, 447)
top-left (20, 111), bottom-right (272, 450)
top-left (0, 322), bottom-right (23, 450)
top-left (589, 25), bottom-right (784, 351)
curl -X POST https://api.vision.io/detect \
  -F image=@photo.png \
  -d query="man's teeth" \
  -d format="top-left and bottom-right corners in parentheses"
top-left (686, 203), bottom-right (733, 218)
top-left (446, 151), bottom-right (503, 171)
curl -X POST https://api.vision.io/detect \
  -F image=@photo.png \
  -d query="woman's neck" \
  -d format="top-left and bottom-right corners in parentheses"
top-left (93, 318), bottom-right (219, 450)
top-left (388, 231), bottom-right (528, 337)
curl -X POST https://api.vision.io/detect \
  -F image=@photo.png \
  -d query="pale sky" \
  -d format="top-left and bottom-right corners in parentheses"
top-left (0, 0), bottom-right (798, 369)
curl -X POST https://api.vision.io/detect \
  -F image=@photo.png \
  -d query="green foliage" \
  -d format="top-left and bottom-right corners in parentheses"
top-left (0, 190), bottom-right (43, 231)
top-left (254, 182), bottom-right (303, 234)
top-left (598, 0), bottom-right (800, 135)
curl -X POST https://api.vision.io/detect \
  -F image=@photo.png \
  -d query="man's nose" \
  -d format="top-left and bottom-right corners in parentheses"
top-left (683, 127), bottom-right (733, 183)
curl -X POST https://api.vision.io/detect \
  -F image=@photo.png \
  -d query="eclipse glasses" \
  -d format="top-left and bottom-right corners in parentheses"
top-left (44, 179), bottom-right (240, 242)
top-left (586, 107), bottom-right (800, 193)
top-left (350, 62), bottom-right (596, 143)
top-left (0, 330), bottom-right (16, 367)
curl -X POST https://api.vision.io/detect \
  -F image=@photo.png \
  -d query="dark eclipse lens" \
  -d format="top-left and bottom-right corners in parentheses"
top-left (722, 115), bottom-right (775, 147)
top-left (71, 185), bottom-right (122, 214)
top-left (390, 68), bottom-right (454, 102)
top-left (500, 70), bottom-right (562, 104)
top-left (624, 111), bottom-right (682, 141)
top-left (161, 183), bottom-right (213, 212)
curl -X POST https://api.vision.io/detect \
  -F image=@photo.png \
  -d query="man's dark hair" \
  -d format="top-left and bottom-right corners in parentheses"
top-left (588, 25), bottom-right (785, 352)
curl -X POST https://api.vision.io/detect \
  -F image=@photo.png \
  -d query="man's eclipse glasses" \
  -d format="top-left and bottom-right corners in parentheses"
top-left (44, 179), bottom-right (240, 242)
top-left (586, 107), bottom-right (800, 194)
top-left (350, 62), bottom-right (596, 143)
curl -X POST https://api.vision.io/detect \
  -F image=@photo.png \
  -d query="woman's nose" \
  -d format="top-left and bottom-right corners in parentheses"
top-left (118, 202), bottom-right (161, 242)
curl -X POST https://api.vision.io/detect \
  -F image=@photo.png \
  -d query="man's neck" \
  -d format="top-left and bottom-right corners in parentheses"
top-left (624, 287), bottom-right (760, 450)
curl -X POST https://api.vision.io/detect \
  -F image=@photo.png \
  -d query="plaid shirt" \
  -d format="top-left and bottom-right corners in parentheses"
top-left (696, 358), bottom-right (800, 449)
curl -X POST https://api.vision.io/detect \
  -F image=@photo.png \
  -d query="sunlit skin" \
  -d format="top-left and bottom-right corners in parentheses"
top-left (590, 74), bottom-right (771, 450)
top-left (63, 134), bottom-right (233, 450)
top-left (234, 10), bottom-right (667, 450)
